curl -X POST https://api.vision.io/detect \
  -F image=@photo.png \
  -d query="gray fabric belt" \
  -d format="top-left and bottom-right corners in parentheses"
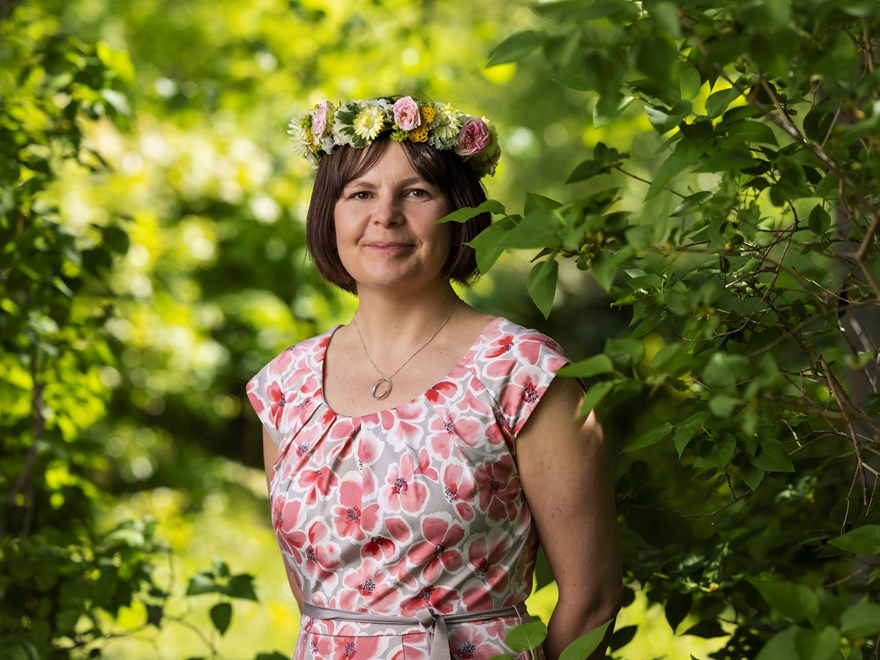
top-left (301, 602), bottom-right (528, 660)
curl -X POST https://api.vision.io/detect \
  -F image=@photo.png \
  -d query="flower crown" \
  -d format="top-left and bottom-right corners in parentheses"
top-left (288, 96), bottom-right (501, 178)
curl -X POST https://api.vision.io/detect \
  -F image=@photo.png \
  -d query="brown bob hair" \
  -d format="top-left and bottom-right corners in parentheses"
top-left (305, 135), bottom-right (491, 293)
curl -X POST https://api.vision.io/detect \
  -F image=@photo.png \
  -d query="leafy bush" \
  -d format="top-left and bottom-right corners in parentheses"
top-left (477, 0), bottom-right (880, 656)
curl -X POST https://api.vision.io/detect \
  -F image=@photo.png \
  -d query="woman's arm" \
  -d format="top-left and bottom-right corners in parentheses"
top-left (262, 428), bottom-right (306, 613)
top-left (516, 377), bottom-right (623, 660)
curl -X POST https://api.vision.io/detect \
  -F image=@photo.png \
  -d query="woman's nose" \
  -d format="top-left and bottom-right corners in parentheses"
top-left (373, 195), bottom-right (403, 226)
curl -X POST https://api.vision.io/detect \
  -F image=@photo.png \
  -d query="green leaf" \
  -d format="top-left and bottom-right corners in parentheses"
top-left (590, 250), bottom-right (616, 292)
top-left (528, 258), bottom-right (558, 318)
top-left (101, 224), bottom-right (130, 255)
top-left (829, 525), bottom-right (880, 555)
top-left (524, 192), bottom-right (562, 214)
top-left (706, 86), bottom-right (743, 119)
top-left (645, 100), bottom-right (692, 134)
top-left (487, 30), bottom-right (545, 67)
top-left (221, 574), bottom-right (258, 601)
top-left (671, 191), bottom-right (713, 217)
top-left (645, 139), bottom-right (701, 200)
top-left (740, 0), bottom-right (791, 29)
top-left (504, 620), bottom-right (548, 653)
top-left (502, 209), bottom-right (561, 249)
top-left (749, 579), bottom-right (819, 621)
top-left (580, 380), bottom-right (614, 416)
top-left (210, 602), bottom-right (232, 635)
top-left (625, 422), bottom-right (673, 453)
top-left (466, 214), bottom-right (518, 274)
top-left (749, 438), bottom-right (794, 472)
top-left (708, 393), bottom-right (739, 417)
top-left (534, 0), bottom-right (640, 22)
top-left (609, 624), bottom-right (636, 651)
top-left (650, 342), bottom-right (687, 371)
top-left (604, 337), bottom-right (645, 366)
top-left (702, 352), bottom-right (749, 389)
top-left (649, 2), bottom-right (682, 38)
top-left (739, 463), bottom-right (765, 492)
top-left (840, 599), bottom-right (880, 638)
top-left (559, 354), bottom-right (614, 378)
top-left (559, 618), bottom-right (613, 660)
top-left (672, 411), bottom-right (712, 457)
top-left (567, 158), bottom-right (613, 183)
top-left (795, 626), bottom-right (841, 660)
top-left (146, 604), bottom-right (163, 627)
top-left (682, 620), bottom-right (727, 638)
top-left (722, 119), bottom-right (778, 145)
top-left (438, 199), bottom-right (505, 223)
top-left (679, 63), bottom-right (702, 100)
top-left (694, 435), bottom-right (735, 468)
top-left (665, 592), bottom-right (693, 633)
top-left (185, 572), bottom-right (217, 596)
top-left (808, 204), bottom-right (831, 234)
top-left (755, 626), bottom-right (799, 660)
top-left (635, 34), bottom-right (679, 85)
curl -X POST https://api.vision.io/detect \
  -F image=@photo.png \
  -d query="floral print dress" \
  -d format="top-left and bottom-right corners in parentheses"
top-left (247, 317), bottom-right (569, 659)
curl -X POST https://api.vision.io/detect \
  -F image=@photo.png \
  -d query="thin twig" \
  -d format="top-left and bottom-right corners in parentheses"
top-left (819, 356), bottom-right (870, 522)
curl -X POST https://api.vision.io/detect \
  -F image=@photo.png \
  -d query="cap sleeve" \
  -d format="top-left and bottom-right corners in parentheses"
top-left (477, 323), bottom-right (571, 439)
top-left (246, 350), bottom-right (292, 446)
top-left (245, 331), bottom-right (333, 447)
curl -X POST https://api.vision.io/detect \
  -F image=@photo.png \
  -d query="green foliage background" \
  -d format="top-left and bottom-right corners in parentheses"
top-left (2, 0), bottom-right (878, 658)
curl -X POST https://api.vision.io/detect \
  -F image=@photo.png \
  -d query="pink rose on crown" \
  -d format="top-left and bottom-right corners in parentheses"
top-left (392, 96), bottom-right (421, 131)
top-left (311, 101), bottom-right (331, 139)
top-left (456, 117), bottom-right (492, 157)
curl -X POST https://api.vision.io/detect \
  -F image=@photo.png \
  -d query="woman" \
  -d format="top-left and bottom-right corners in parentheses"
top-left (247, 96), bottom-right (622, 660)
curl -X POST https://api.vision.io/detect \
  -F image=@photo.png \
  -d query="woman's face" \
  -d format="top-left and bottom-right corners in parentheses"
top-left (333, 142), bottom-right (453, 295)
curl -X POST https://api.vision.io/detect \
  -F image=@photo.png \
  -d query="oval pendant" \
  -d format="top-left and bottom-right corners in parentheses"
top-left (371, 378), bottom-right (393, 400)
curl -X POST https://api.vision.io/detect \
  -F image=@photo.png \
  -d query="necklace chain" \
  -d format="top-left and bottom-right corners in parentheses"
top-left (352, 299), bottom-right (460, 400)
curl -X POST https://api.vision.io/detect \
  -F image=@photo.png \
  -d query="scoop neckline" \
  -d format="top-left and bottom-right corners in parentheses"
top-left (318, 315), bottom-right (504, 420)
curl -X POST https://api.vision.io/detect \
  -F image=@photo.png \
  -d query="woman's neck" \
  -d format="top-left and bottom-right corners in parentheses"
top-left (348, 283), bottom-right (461, 355)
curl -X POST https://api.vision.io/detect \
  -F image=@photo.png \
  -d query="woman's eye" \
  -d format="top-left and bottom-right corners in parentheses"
top-left (406, 188), bottom-right (429, 198)
top-left (349, 191), bottom-right (370, 200)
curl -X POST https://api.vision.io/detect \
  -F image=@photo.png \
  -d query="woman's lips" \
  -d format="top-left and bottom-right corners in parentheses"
top-left (364, 241), bottom-right (414, 251)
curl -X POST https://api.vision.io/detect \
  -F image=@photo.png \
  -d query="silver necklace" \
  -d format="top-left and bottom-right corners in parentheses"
top-left (352, 299), bottom-right (460, 400)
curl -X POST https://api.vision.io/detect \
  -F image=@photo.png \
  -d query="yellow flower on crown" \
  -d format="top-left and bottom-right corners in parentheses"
top-left (409, 124), bottom-right (430, 142)
top-left (420, 105), bottom-right (437, 124)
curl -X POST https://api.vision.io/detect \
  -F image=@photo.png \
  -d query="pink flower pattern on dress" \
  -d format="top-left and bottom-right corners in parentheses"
top-left (247, 317), bottom-right (568, 659)
top-left (408, 513), bottom-right (466, 582)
